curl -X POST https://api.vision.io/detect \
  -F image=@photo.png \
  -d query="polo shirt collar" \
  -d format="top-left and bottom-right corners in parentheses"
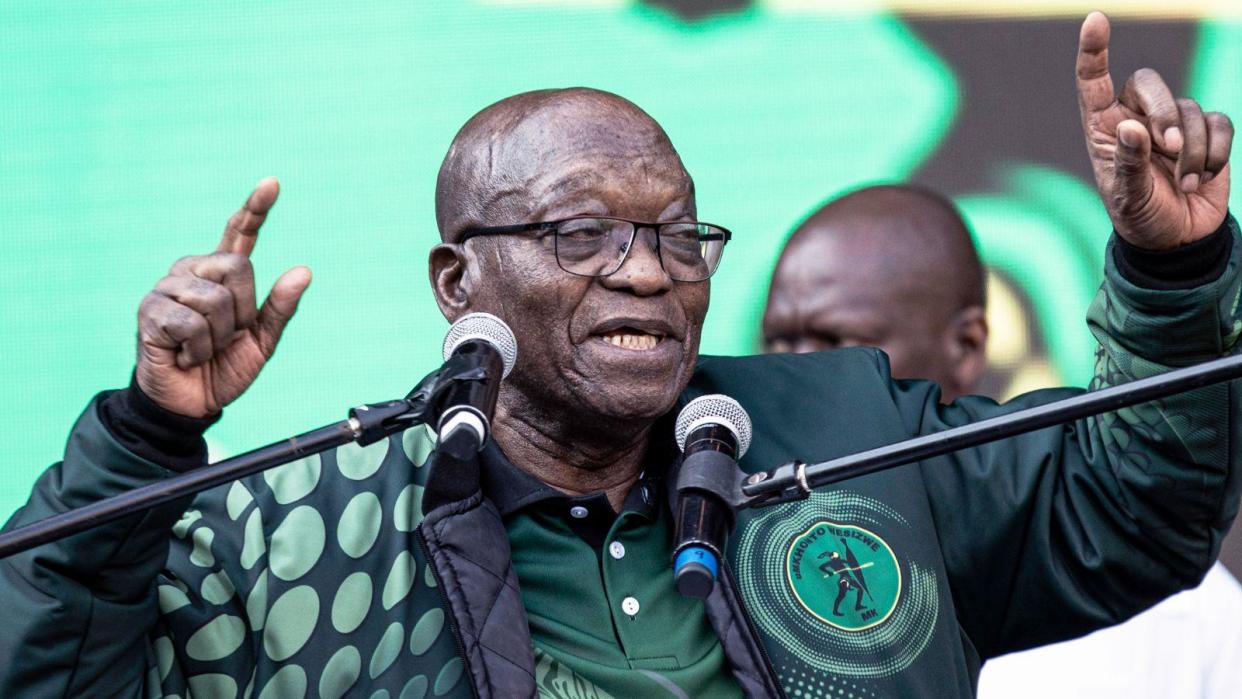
top-left (476, 412), bottom-right (679, 522)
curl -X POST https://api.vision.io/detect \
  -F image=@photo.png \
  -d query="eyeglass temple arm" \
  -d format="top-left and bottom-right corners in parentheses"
top-left (458, 221), bottom-right (556, 242)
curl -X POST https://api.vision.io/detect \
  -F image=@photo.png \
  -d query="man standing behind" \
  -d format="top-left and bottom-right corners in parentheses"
top-left (762, 183), bottom-right (1242, 696)
top-left (762, 185), bottom-right (987, 401)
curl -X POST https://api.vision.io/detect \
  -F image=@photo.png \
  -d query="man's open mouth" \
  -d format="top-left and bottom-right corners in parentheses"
top-left (599, 328), bottom-right (665, 351)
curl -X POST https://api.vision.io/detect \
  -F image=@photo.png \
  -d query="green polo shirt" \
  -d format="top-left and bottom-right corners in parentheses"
top-left (479, 443), bottom-right (743, 698)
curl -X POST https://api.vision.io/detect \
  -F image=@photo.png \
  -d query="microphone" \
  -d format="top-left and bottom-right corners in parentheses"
top-left (672, 395), bottom-right (752, 599)
top-left (434, 312), bottom-right (518, 460)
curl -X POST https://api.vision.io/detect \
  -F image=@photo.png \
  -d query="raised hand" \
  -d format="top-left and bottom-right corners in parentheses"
top-left (136, 178), bottom-right (312, 417)
top-left (1076, 11), bottom-right (1233, 250)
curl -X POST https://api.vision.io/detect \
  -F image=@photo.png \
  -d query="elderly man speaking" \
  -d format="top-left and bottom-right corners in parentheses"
top-left (1, 13), bottom-right (1238, 699)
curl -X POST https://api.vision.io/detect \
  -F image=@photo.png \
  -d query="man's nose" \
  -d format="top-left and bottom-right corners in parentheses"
top-left (599, 229), bottom-right (673, 296)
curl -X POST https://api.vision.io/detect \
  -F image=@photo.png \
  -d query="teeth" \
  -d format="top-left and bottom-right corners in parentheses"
top-left (603, 332), bottom-right (660, 350)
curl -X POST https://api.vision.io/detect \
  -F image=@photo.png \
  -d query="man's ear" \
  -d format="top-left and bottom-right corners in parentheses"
top-left (945, 305), bottom-right (988, 397)
top-left (429, 243), bottom-right (472, 321)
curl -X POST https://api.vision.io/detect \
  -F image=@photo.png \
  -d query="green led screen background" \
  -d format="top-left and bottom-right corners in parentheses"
top-left (3, 1), bottom-right (1241, 520)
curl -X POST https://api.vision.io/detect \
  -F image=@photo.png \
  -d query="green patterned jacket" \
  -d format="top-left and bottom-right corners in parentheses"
top-left (2, 220), bottom-right (1241, 698)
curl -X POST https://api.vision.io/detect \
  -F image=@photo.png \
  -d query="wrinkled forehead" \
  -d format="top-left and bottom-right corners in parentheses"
top-left (484, 114), bottom-right (693, 219)
top-left (503, 103), bottom-right (671, 161)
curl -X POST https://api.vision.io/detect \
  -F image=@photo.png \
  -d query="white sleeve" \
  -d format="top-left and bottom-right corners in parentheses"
top-left (1201, 564), bottom-right (1242, 699)
top-left (978, 562), bottom-right (1242, 699)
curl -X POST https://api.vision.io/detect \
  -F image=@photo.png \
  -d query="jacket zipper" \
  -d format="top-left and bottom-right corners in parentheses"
top-left (416, 527), bottom-right (482, 699)
top-left (724, 565), bottom-right (788, 699)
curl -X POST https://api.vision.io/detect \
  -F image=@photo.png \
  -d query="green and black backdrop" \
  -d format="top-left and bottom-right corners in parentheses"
top-left (3, 0), bottom-right (1240, 569)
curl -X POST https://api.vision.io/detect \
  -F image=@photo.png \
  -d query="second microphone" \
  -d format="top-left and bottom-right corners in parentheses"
top-left (672, 394), bottom-right (753, 599)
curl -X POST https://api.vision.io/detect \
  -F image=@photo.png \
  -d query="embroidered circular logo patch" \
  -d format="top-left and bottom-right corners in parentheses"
top-left (785, 521), bottom-right (901, 632)
top-left (735, 492), bottom-right (939, 680)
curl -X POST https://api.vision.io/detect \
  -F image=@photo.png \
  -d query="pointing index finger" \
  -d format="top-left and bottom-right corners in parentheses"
top-left (218, 177), bottom-right (280, 257)
top-left (1076, 11), bottom-right (1115, 116)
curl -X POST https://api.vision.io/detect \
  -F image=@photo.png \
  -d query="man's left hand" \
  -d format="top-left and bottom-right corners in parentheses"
top-left (1077, 11), bottom-right (1233, 250)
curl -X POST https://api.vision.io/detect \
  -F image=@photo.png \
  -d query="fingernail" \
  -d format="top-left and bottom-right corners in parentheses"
top-left (1119, 127), bottom-right (1140, 148)
top-left (1164, 127), bottom-right (1183, 152)
top-left (1181, 173), bottom-right (1200, 193)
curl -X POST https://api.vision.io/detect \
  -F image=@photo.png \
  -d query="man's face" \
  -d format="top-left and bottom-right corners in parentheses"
top-left (762, 234), bottom-right (955, 385)
top-left (458, 116), bottom-right (708, 427)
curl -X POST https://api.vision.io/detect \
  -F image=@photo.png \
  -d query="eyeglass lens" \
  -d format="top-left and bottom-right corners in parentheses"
top-left (553, 218), bottom-right (725, 282)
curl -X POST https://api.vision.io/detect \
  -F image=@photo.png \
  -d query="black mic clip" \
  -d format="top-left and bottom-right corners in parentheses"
top-left (429, 345), bottom-right (504, 459)
top-left (735, 460), bottom-right (811, 510)
top-left (349, 399), bottom-right (425, 447)
top-left (346, 342), bottom-right (501, 451)
top-left (347, 366), bottom-right (449, 447)
top-left (431, 350), bottom-right (492, 404)
top-left (675, 450), bottom-right (747, 512)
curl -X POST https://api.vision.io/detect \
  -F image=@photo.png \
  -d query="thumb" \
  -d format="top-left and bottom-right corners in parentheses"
top-left (1113, 119), bottom-right (1155, 210)
top-left (255, 266), bottom-right (312, 357)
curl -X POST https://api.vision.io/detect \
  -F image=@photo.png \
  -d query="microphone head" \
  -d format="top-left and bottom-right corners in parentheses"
top-left (674, 394), bottom-right (752, 458)
top-left (442, 312), bottom-right (519, 378)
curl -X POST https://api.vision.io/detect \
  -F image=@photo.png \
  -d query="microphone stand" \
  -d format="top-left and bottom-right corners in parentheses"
top-left (0, 364), bottom-right (477, 560)
top-left (6, 351), bottom-right (1240, 559)
top-left (736, 352), bottom-right (1242, 510)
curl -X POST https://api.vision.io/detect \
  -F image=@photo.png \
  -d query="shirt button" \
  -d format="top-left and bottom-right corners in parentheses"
top-left (609, 541), bottom-right (626, 560)
top-left (621, 596), bottom-right (640, 616)
top-left (569, 505), bottom-right (589, 519)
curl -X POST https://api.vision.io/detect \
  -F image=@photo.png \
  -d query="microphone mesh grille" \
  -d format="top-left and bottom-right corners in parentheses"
top-left (442, 312), bottom-right (519, 378)
top-left (674, 394), bottom-right (753, 457)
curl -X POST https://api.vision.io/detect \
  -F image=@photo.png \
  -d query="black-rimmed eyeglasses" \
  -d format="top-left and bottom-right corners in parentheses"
top-left (458, 216), bottom-right (731, 282)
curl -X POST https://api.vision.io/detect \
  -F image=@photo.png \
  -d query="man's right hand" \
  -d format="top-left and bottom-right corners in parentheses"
top-left (136, 178), bottom-right (312, 418)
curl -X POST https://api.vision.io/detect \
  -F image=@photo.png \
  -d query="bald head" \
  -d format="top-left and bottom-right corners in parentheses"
top-left (785, 185), bottom-right (983, 310)
top-left (763, 185), bottom-right (988, 401)
top-left (435, 88), bottom-right (693, 242)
